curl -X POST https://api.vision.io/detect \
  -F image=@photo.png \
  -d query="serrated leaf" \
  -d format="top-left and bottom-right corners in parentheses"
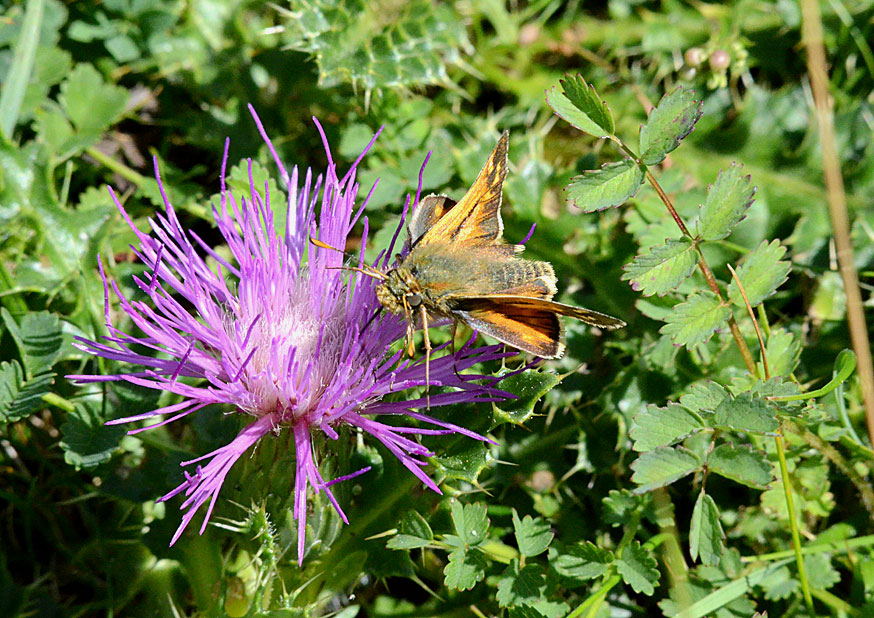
top-left (450, 500), bottom-right (488, 548)
top-left (497, 560), bottom-right (547, 608)
top-left (804, 553), bottom-right (841, 591)
top-left (495, 370), bottom-right (560, 425)
top-left (616, 541), bottom-right (659, 595)
top-left (58, 63), bottom-right (128, 133)
top-left (387, 510), bottom-right (433, 550)
top-left (680, 381), bottom-right (729, 413)
top-left (639, 87), bottom-right (703, 165)
top-left (763, 328), bottom-right (801, 377)
top-left (444, 547), bottom-right (486, 591)
top-left (622, 237), bottom-right (698, 296)
top-left (0, 361), bottom-right (54, 422)
top-left (60, 400), bottom-right (126, 469)
top-left (1, 309), bottom-right (63, 377)
top-left (630, 403), bottom-right (705, 451)
top-left (631, 446), bottom-right (702, 493)
top-left (707, 444), bottom-right (773, 488)
top-left (512, 510), bottom-right (553, 557)
top-left (690, 492), bottom-right (725, 566)
top-left (712, 393), bottom-right (778, 434)
top-left (544, 74), bottom-right (613, 137)
top-left (660, 291), bottom-right (730, 347)
top-left (727, 240), bottom-right (790, 307)
top-left (551, 541), bottom-right (613, 585)
top-left (697, 164), bottom-right (756, 241)
top-left (565, 159), bottom-right (644, 213)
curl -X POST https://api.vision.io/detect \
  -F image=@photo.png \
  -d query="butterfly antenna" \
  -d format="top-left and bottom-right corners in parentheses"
top-left (310, 236), bottom-right (386, 280)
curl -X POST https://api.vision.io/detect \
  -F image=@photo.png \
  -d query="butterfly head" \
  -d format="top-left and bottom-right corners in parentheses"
top-left (375, 267), bottom-right (424, 316)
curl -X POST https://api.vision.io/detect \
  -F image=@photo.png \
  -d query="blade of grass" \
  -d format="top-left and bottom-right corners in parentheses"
top-left (0, 0), bottom-right (44, 137)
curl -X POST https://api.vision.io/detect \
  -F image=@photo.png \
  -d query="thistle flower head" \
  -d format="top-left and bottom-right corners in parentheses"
top-left (72, 106), bottom-right (512, 564)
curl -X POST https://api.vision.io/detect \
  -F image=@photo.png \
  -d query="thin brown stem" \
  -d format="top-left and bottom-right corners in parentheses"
top-left (645, 171), bottom-right (760, 377)
top-left (727, 264), bottom-right (770, 380)
top-left (801, 0), bottom-right (874, 449)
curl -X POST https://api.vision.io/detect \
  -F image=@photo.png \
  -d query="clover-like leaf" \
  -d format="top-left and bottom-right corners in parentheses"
top-left (60, 400), bottom-right (126, 469)
top-left (512, 510), bottom-right (553, 557)
top-left (727, 239), bottom-right (790, 307)
top-left (565, 159), bottom-right (644, 213)
top-left (707, 444), bottom-right (773, 488)
top-left (496, 560), bottom-right (548, 608)
top-left (545, 74), bottom-right (613, 137)
top-left (444, 547), bottom-right (487, 591)
top-left (696, 164), bottom-right (756, 241)
top-left (622, 237), bottom-right (698, 297)
top-left (690, 491), bottom-right (725, 566)
top-left (631, 446), bottom-right (702, 493)
top-left (58, 63), bottom-right (128, 134)
top-left (450, 500), bottom-right (488, 548)
top-left (630, 403), bottom-right (705, 452)
top-left (616, 541), bottom-right (659, 595)
top-left (712, 392), bottom-right (778, 434)
top-left (639, 87), bottom-right (703, 165)
top-left (660, 291), bottom-right (730, 347)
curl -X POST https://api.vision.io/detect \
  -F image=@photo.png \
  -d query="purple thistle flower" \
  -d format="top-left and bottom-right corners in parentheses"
top-left (70, 105), bottom-right (513, 564)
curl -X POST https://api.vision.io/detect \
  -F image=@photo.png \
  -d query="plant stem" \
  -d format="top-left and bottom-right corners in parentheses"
top-left (801, 0), bottom-right (874, 449)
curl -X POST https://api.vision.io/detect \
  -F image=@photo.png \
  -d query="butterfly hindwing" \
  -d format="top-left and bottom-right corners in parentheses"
top-left (451, 297), bottom-right (564, 358)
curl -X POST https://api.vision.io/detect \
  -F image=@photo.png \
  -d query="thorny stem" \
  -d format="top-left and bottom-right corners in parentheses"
top-left (643, 170), bottom-right (759, 377)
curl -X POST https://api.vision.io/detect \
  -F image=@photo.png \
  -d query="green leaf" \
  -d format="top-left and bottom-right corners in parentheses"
top-left (706, 444), bottom-right (773, 488)
top-left (565, 159), bottom-right (644, 213)
top-left (660, 291), bottom-right (731, 347)
top-left (621, 237), bottom-right (698, 296)
top-left (727, 239), bottom-right (790, 307)
top-left (58, 63), bottom-right (128, 134)
top-left (495, 370), bottom-right (560, 425)
top-left (616, 541), bottom-right (659, 595)
top-left (638, 87), bottom-right (703, 165)
top-left (680, 381), bottom-right (729, 413)
top-left (631, 446), bottom-right (702, 493)
top-left (696, 164), bottom-right (756, 241)
top-left (387, 510), bottom-right (434, 550)
top-left (0, 0), bottom-right (43, 135)
top-left (60, 400), bottom-right (126, 469)
top-left (496, 560), bottom-right (547, 608)
top-left (512, 510), bottom-right (553, 557)
top-left (1, 309), bottom-right (63, 377)
top-left (551, 541), bottom-right (613, 585)
top-left (804, 553), bottom-right (841, 591)
top-left (690, 492), bottom-right (724, 566)
top-left (544, 74), bottom-right (613, 137)
top-left (712, 393), bottom-right (778, 433)
top-left (763, 328), bottom-right (801, 377)
top-left (0, 361), bottom-right (54, 422)
top-left (444, 548), bottom-right (486, 591)
top-left (449, 500), bottom-right (488, 548)
top-left (630, 403), bottom-right (705, 452)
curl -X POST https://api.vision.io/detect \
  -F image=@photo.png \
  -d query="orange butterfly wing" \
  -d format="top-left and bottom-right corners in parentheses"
top-left (412, 131), bottom-right (509, 249)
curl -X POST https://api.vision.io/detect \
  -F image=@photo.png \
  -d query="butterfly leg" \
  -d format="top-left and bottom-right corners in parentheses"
top-left (420, 304), bottom-right (431, 410)
top-left (450, 320), bottom-right (464, 383)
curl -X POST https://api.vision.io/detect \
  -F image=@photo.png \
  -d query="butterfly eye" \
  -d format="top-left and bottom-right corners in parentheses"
top-left (407, 293), bottom-right (423, 307)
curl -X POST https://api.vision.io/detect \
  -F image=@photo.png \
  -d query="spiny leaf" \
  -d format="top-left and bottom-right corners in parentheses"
top-left (616, 541), bottom-right (659, 595)
top-left (638, 87), bottom-right (703, 165)
top-left (697, 163), bottom-right (756, 241)
top-left (690, 492), bottom-right (725, 566)
top-left (387, 510), bottom-right (433, 550)
top-left (631, 446), bottom-right (702, 493)
top-left (660, 291), bottom-right (731, 347)
top-left (565, 159), bottom-right (644, 213)
top-left (707, 444), bottom-right (773, 488)
top-left (551, 542), bottom-right (613, 585)
top-left (622, 237), bottom-right (698, 296)
top-left (495, 370), bottom-right (560, 425)
top-left (727, 239), bottom-right (790, 307)
top-left (712, 392), bottom-right (778, 434)
top-left (512, 510), bottom-right (553, 557)
top-left (630, 403), bottom-right (705, 452)
top-left (544, 74), bottom-right (613, 137)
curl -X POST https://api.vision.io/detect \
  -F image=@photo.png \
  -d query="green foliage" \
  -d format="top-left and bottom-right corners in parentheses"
top-left (4, 1), bottom-right (874, 616)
